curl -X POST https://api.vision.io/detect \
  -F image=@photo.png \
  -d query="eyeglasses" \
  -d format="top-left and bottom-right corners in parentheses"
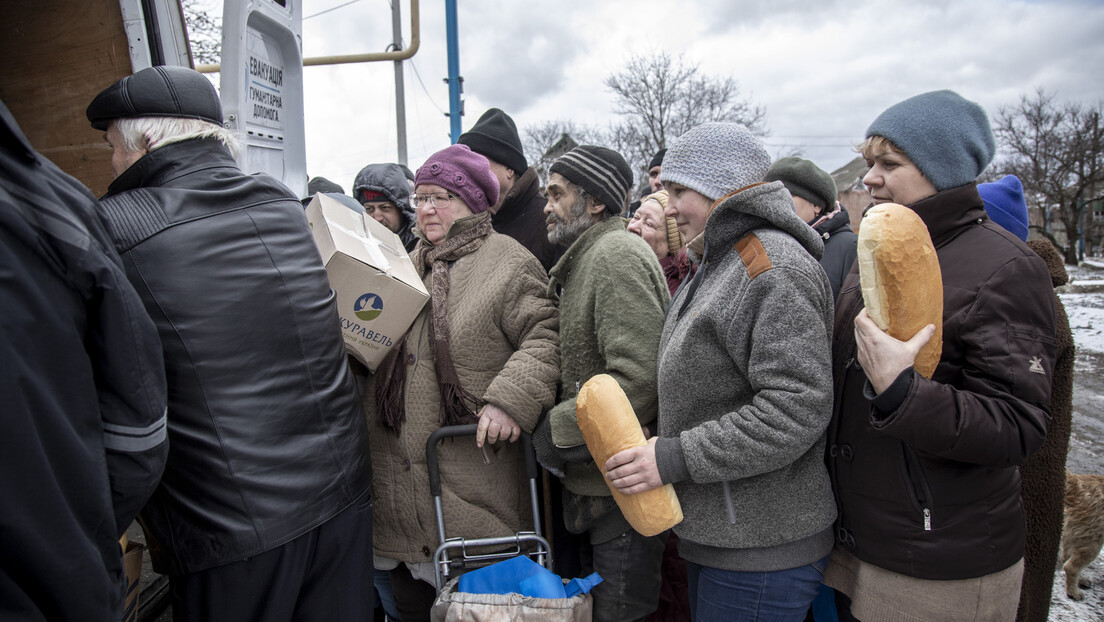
top-left (411, 192), bottom-right (456, 210)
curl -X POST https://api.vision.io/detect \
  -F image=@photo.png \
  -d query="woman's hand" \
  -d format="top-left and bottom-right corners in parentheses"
top-left (476, 404), bottom-right (521, 447)
top-left (605, 437), bottom-right (661, 494)
top-left (854, 308), bottom-right (936, 394)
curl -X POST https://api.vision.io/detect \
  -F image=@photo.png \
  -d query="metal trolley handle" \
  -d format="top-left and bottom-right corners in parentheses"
top-left (425, 424), bottom-right (551, 589)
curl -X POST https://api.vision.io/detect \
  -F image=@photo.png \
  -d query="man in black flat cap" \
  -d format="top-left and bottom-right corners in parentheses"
top-left (86, 65), bottom-right (373, 622)
top-left (458, 107), bottom-right (562, 271)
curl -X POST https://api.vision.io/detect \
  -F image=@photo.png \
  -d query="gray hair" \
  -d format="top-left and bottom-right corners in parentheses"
top-left (113, 116), bottom-right (242, 159)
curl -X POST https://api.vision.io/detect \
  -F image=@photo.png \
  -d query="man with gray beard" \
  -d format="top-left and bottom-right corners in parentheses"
top-left (532, 145), bottom-right (670, 621)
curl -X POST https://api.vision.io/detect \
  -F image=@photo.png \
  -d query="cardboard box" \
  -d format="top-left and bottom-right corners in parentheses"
top-left (305, 193), bottom-right (429, 371)
top-left (121, 540), bottom-right (144, 622)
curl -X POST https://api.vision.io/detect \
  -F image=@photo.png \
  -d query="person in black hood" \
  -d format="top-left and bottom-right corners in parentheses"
top-left (353, 163), bottom-right (418, 252)
top-left (458, 107), bottom-right (563, 271)
top-left (766, 156), bottom-right (857, 302)
top-left (86, 65), bottom-right (373, 622)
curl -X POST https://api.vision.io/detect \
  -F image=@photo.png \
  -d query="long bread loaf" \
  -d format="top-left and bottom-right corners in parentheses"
top-left (857, 203), bottom-right (943, 378)
top-left (575, 374), bottom-right (682, 536)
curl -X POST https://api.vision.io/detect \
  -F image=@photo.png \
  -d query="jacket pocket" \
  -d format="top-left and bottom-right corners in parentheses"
top-left (1003, 322), bottom-right (1058, 403)
top-left (901, 444), bottom-right (934, 532)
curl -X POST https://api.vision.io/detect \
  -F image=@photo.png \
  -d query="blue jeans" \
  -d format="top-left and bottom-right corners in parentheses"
top-left (687, 555), bottom-right (829, 622)
top-left (373, 567), bottom-right (398, 620)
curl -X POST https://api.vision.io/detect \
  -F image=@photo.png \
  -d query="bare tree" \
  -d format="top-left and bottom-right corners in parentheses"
top-left (993, 89), bottom-right (1104, 264)
top-left (605, 52), bottom-right (767, 193)
top-left (182, 0), bottom-right (221, 66)
top-left (522, 120), bottom-right (604, 187)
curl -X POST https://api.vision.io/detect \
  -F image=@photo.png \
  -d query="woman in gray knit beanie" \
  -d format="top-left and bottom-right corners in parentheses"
top-left (605, 121), bottom-right (837, 619)
top-left (658, 122), bottom-right (773, 247)
top-left (824, 90), bottom-right (1058, 621)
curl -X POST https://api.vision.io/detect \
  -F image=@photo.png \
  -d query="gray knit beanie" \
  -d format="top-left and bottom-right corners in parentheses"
top-left (660, 122), bottom-right (771, 201)
top-left (765, 157), bottom-right (837, 211)
top-left (865, 90), bottom-right (996, 191)
top-left (549, 145), bottom-right (633, 215)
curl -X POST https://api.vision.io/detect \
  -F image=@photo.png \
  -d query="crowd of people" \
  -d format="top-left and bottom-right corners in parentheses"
top-left (1, 64), bottom-right (1069, 622)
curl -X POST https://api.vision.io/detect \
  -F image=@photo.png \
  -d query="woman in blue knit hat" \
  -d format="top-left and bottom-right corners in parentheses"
top-left (825, 91), bottom-right (1058, 621)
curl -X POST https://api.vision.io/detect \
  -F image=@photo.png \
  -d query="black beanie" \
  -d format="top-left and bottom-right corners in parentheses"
top-left (550, 145), bottom-right (633, 216)
top-left (764, 156), bottom-right (837, 211)
top-left (87, 65), bottom-right (223, 131)
top-left (649, 148), bottom-right (667, 170)
top-left (457, 108), bottom-right (527, 174)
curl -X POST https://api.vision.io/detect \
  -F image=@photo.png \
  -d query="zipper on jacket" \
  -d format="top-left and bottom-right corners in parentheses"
top-left (901, 444), bottom-right (934, 532)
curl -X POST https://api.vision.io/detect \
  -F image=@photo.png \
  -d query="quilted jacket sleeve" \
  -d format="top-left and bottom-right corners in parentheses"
top-left (482, 249), bottom-right (560, 433)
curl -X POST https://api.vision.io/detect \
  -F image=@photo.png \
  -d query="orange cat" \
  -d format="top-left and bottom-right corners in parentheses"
top-left (1062, 471), bottom-right (1104, 600)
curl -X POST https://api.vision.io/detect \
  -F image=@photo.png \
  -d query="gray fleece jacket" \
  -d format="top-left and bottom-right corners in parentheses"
top-left (654, 181), bottom-right (837, 572)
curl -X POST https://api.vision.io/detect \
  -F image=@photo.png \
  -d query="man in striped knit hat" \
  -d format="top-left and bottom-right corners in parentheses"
top-left (532, 145), bottom-right (670, 621)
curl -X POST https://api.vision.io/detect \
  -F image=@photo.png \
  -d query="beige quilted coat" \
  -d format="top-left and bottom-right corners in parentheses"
top-left (363, 215), bottom-right (560, 564)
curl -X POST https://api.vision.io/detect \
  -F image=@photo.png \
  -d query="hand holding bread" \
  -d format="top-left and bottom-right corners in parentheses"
top-left (856, 203), bottom-right (943, 379)
top-left (576, 374), bottom-right (682, 537)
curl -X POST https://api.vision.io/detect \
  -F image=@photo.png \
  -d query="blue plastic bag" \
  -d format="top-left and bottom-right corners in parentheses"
top-left (457, 555), bottom-right (602, 599)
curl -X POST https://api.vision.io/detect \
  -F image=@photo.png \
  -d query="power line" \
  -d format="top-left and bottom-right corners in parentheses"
top-left (763, 143), bottom-right (855, 148)
top-left (408, 59), bottom-right (446, 115)
top-left (304, 0), bottom-right (364, 20)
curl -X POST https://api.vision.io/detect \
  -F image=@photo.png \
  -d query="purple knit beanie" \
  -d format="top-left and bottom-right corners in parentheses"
top-left (414, 144), bottom-right (499, 213)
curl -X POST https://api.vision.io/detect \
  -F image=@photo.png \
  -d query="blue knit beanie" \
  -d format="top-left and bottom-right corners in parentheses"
top-left (661, 123), bottom-right (771, 201)
top-left (978, 174), bottom-right (1030, 241)
top-left (865, 90), bottom-right (996, 191)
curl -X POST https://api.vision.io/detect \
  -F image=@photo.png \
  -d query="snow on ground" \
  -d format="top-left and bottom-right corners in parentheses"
top-left (1052, 260), bottom-right (1104, 621)
top-left (1063, 293), bottom-right (1104, 356)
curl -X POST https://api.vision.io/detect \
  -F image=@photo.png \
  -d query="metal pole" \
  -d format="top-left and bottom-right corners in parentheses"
top-left (445, 0), bottom-right (462, 143)
top-left (392, 0), bottom-right (408, 165)
top-left (194, 0), bottom-right (422, 73)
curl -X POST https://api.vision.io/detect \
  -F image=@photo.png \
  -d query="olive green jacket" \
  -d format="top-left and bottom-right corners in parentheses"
top-left (546, 217), bottom-right (669, 497)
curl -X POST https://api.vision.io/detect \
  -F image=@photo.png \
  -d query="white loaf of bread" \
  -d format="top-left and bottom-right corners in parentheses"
top-left (575, 374), bottom-right (682, 537)
top-left (857, 203), bottom-right (943, 378)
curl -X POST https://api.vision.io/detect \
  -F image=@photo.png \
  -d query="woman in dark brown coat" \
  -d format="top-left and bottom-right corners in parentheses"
top-left (977, 175), bottom-right (1076, 622)
top-left (1016, 238), bottom-right (1075, 622)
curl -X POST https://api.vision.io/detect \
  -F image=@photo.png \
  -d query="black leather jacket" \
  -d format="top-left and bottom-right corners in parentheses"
top-left (100, 139), bottom-right (371, 575)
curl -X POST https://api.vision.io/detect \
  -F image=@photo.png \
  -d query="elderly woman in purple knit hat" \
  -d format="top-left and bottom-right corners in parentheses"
top-left (361, 144), bottom-right (560, 620)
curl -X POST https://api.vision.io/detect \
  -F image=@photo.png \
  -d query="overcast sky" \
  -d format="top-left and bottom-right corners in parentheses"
top-left (201, 0), bottom-right (1104, 192)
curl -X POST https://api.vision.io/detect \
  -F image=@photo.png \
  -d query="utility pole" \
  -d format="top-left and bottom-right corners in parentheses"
top-left (391, 0), bottom-right (408, 165)
top-left (444, 0), bottom-right (463, 142)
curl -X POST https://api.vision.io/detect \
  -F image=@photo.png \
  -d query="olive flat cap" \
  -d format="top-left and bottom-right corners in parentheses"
top-left (87, 65), bottom-right (223, 131)
top-left (765, 156), bottom-right (837, 211)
